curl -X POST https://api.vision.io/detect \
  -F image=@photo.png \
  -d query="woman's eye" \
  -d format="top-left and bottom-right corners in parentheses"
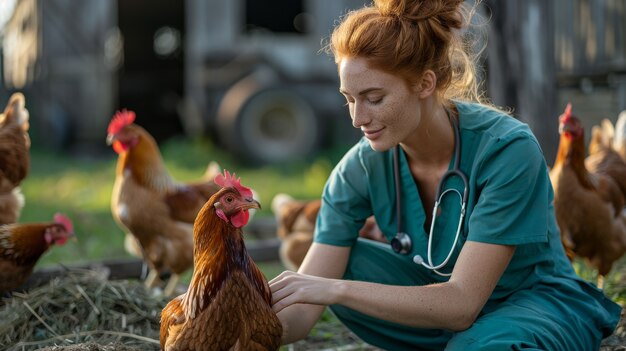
top-left (368, 97), bottom-right (382, 105)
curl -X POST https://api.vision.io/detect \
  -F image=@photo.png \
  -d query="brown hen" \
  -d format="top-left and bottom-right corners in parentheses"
top-left (0, 93), bottom-right (30, 225)
top-left (160, 170), bottom-right (282, 351)
top-left (549, 103), bottom-right (626, 287)
top-left (107, 110), bottom-right (221, 296)
top-left (613, 110), bottom-right (626, 162)
top-left (271, 193), bottom-right (385, 271)
top-left (0, 213), bottom-right (74, 292)
top-left (586, 119), bottom-right (626, 206)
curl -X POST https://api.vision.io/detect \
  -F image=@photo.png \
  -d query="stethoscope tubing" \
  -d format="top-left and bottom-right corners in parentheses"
top-left (392, 108), bottom-right (469, 277)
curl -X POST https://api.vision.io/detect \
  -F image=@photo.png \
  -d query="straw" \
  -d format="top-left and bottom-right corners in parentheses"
top-left (0, 268), bottom-right (168, 351)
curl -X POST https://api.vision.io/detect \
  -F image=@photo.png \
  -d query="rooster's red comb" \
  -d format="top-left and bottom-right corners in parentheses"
top-left (108, 109), bottom-right (136, 135)
top-left (53, 213), bottom-right (74, 233)
top-left (214, 170), bottom-right (253, 198)
top-left (562, 103), bottom-right (572, 122)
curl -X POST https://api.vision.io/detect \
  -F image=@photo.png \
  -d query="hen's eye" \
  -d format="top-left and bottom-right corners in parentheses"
top-left (225, 196), bottom-right (234, 203)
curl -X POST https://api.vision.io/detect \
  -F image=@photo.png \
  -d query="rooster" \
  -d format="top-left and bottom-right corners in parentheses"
top-left (106, 110), bottom-right (221, 296)
top-left (160, 170), bottom-right (282, 351)
top-left (0, 93), bottom-right (30, 225)
top-left (549, 103), bottom-right (626, 287)
top-left (0, 213), bottom-right (74, 293)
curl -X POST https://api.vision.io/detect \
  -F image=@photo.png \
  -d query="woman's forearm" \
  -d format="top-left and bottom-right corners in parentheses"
top-left (334, 279), bottom-right (477, 331)
top-left (277, 303), bottom-right (326, 344)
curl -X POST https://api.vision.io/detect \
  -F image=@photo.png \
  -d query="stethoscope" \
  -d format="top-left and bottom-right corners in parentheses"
top-left (389, 109), bottom-right (469, 277)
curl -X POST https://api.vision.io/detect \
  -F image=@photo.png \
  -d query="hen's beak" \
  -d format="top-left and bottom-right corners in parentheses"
top-left (106, 134), bottom-right (116, 145)
top-left (240, 198), bottom-right (261, 211)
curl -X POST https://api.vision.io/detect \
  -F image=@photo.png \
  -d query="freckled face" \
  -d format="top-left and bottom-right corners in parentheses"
top-left (339, 57), bottom-right (422, 151)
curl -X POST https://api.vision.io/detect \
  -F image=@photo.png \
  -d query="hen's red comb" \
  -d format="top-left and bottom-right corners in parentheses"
top-left (562, 103), bottom-right (572, 122)
top-left (214, 170), bottom-right (253, 198)
top-left (108, 109), bottom-right (136, 135)
top-left (53, 213), bottom-right (74, 233)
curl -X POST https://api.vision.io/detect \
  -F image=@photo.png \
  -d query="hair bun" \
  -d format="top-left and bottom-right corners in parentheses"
top-left (374, 0), bottom-right (464, 26)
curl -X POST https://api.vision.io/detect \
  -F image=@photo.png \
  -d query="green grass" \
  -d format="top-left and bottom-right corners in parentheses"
top-left (19, 137), bottom-right (349, 277)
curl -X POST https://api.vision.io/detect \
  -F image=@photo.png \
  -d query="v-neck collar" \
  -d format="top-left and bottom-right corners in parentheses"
top-left (396, 134), bottom-right (457, 237)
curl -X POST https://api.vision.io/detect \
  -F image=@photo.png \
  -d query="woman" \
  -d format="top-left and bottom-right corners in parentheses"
top-left (269, 0), bottom-right (621, 350)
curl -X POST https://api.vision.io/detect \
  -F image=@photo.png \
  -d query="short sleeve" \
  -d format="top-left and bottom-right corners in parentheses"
top-left (314, 145), bottom-right (373, 247)
top-left (468, 134), bottom-right (550, 245)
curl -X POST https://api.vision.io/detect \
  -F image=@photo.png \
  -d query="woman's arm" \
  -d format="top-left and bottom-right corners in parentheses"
top-left (271, 241), bottom-right (514, 332)
top-left (270, 242), bottom-right (351, 344)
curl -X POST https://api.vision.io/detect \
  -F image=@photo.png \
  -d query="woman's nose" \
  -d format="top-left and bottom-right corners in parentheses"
top-left (351, 103), bottom-right (370, 128)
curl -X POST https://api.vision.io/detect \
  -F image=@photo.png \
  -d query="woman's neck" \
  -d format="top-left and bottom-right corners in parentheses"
top-left (401, 101), bottom-right (456, 169)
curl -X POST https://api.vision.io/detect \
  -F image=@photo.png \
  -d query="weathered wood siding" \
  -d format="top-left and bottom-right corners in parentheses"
top-left (554, 0), bottom-right (626, 75)
top-left (553, 0), bottom-right (626, 151)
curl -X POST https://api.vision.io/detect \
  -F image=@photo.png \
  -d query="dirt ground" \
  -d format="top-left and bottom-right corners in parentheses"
top-left (601, 307), bottom-right (626, 350)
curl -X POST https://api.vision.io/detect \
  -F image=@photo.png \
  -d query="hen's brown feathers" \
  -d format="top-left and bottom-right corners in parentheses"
top-left (109, 120), bottom-right (220, 291)
top-left (0, 125), bottom-right (29, 190)
top-left (160, 185), bottom-right (281, 350)
top-left (550, 107), bottom-right (626, 276)
top-left (0, 93), bottom-right (30, 225)
top-left (0, 219), bottom-right (73, 292)
top-left (162, 271), bottom-right (281, 351)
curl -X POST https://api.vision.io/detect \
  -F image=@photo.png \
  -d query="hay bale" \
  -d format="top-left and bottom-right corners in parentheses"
top-left (0, 268), bottom-right (169, 351)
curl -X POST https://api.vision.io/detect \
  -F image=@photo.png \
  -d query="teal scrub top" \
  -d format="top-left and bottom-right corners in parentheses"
top-left (314, 101), bottom-right (615, 299)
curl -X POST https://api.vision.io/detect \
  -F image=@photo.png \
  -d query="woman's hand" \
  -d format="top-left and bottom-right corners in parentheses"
top-left (266, 243), bottom-right (349, 343)
top-left (270, 271), bottom-right (342, 313)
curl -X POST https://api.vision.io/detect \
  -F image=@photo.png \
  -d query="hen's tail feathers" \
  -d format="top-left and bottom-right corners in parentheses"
top-left (271, 193), bottom-right (294, 217)
top-left (601, 118), bottom-right (615, 145)
top-left (589, 119), bottom-right (615, 156)
top-left (614, 110), bottom-right (626, 161)
top-left (202, 161), bottom-right (222, 181)
top-left (1, 93), bottom-right (29, 131)
top-left (589, 126), bottom-right (607, 156)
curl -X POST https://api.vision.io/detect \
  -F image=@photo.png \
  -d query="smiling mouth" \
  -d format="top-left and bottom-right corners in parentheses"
top-left (362, 128), bottom-right (384, 140)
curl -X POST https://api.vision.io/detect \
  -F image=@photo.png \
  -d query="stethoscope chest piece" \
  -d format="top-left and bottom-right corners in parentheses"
top-left (391, 232), bottom-right (412, 254)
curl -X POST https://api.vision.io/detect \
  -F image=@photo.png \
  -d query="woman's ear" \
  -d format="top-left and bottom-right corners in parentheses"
top-left (415, 70), bottom-right (437, 98)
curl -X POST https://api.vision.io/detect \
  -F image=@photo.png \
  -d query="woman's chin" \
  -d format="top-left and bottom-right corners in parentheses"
top-left (367, 140), bottom-right (394, 152)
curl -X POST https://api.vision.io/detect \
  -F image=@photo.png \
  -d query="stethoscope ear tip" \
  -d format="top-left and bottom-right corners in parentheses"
top-left (413, 255), bottom-right (424, 265)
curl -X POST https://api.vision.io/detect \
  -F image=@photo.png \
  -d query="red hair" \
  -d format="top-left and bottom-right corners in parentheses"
top-left (326, 0), bottom-right (483, 105)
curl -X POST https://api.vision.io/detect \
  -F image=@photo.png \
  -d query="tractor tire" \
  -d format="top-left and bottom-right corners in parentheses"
top-left (216, 72), bottom-right (320, 164)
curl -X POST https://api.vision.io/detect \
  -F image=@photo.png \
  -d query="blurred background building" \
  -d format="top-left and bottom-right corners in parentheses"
top-left (0, 0), bottom-right (625, 165)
